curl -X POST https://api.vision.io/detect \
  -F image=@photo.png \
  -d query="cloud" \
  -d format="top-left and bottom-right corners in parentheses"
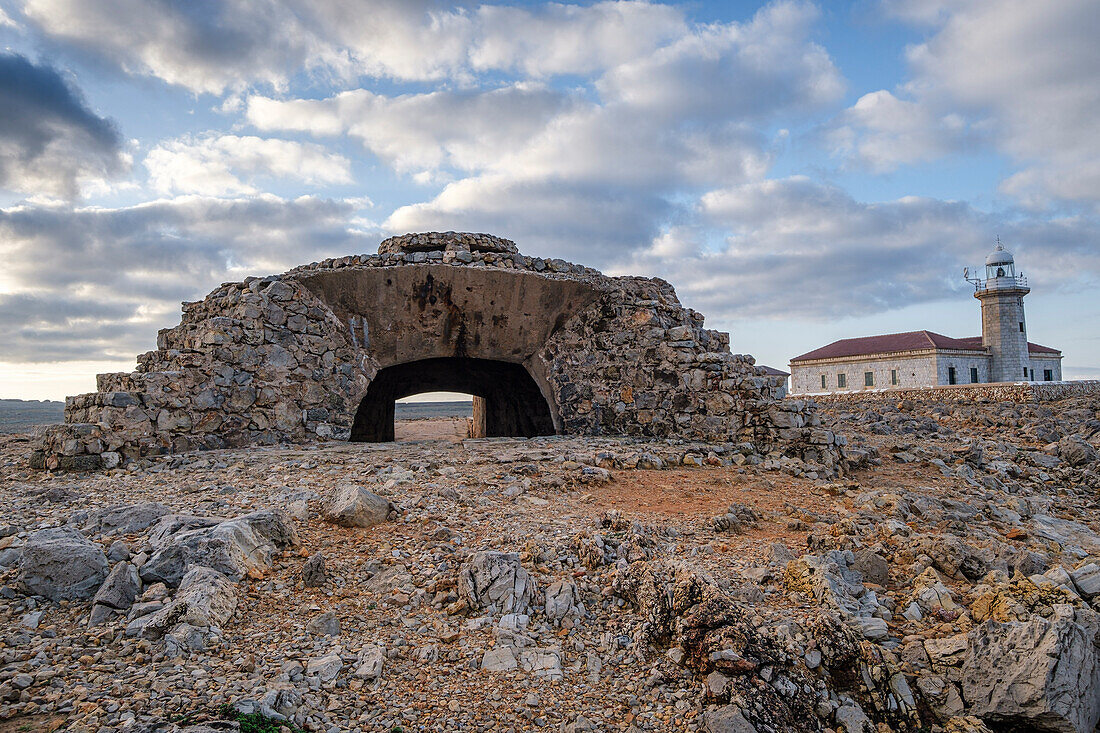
top-left (0, 53), bottom-right (126, 198)
top-left (20, 0), bottom-right (326, 95)
top-left (247, 85), bottom-right (573, 175)
top-left (828, 89), bottom-right (979, 171)
top-left (145, 134), bottom-right (352, 195)
top-left (0, 195), bottom-right (378, 361)
top-left (380, 2), bottom-right (841, 263)
top-left (466, 1), bottom-right (685, 77)
top-left (18, 0), bottom-right (688, 93)
top-left (598, 1), bottom-right (842, 120)
top-left (620, 177), bottom-right (1100, 321)
top-left (386, 175), bottom-right (672, 263)
top-left (838, 0), bottom-right (1100, 209)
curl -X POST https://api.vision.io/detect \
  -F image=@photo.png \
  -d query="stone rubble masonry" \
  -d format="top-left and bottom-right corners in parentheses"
top-left (30, 232), bottom-right (836, 471)
top-left (808, 380), bottom-right (1100, 405)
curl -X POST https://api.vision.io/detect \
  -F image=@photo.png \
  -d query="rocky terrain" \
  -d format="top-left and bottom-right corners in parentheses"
top-left (1, 395), bottom-right (1099, 732)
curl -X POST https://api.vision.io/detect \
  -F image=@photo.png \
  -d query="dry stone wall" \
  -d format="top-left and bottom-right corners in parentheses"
top-left (31, 232), bottom-right (837, 471)
top-left (810, 380), bottom-right (1100, 405)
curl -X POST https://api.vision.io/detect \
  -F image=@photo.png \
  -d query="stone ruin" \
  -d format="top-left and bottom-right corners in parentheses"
top-left (31, 232), bottom-right (838, 471)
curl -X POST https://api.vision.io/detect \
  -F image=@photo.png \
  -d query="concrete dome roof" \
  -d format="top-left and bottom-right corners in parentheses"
top-left (986, 243), bottom-right (1014, 266)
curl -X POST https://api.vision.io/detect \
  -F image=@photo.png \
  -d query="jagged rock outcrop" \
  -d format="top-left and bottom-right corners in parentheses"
top-left (458, 551), bottom-right (537, 615)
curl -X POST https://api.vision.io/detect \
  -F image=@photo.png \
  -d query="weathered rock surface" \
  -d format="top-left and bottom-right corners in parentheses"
top-left (86, 502), bottom-right (170, 536)
top-left (960, 604), bottom-right (1100, 733)
top-left (458, 551), bottom-right (537, 615)
top-left (321, 484), bottom-right (392, 528)
top-left (140, 509), bottom-right (299, 586)
top-left (91, 560), bottom-right (140, 621)
top-left (19, 527), bottom-right (108, 601)
top-left (129, 566), bottom-right (238, 641)
top-left (2, 392), bottom-right (1099, 732)
top-left (301, 551), bottom-right (327, 587)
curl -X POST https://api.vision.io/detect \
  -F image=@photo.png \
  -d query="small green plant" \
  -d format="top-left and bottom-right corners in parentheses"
top-left (217, 703), bottom-right (304, 733)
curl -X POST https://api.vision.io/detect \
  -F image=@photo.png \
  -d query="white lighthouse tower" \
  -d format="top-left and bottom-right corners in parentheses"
top-left (969, 240), bottom-right (1031, 382)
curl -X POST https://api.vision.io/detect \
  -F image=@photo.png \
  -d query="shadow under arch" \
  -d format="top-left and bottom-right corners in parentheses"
top-left (350, 357), bottom-right (557, 442)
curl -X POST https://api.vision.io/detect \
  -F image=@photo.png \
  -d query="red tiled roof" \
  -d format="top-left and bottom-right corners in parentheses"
top-left (758, 365), bottom-right (790, 377)
top-left (952, 336), bottom-right (1062, 355)
top-left (791, 330), bottom-right (1061, 362)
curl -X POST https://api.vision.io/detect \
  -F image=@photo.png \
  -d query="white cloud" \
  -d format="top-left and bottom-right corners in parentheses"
top-left (467, 1), bottom-right (686, 77)
top-left (622, 177), bottom-right (1100, 321)
top-left (386, 174), bottom-right (672, 262)
top-left (829, 89), bottom-right (978, 170)
top-left (378, 3), bottom-right (842, 262)
top-left (0, 195), bottom-right (378, 361)
top-left (18, 0), bottom-right (689, 93)
top-left (839, 0), bottom-right (1100, 209)
top-left (598, 1), bottom-right (842, 120)
top-left (247, 85), bottom-right (572, 174)
top-left (20, 0), bottom-right (326, 95)
top-left (144, 134), bottom-right (352, 195)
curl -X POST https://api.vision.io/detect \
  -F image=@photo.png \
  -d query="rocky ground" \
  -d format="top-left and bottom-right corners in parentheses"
top-left (0, 396), bottom-right (1098, 733)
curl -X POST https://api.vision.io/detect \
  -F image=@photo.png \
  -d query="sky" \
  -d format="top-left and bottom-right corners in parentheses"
top-left (1, 0), bottom-right (1099, 402)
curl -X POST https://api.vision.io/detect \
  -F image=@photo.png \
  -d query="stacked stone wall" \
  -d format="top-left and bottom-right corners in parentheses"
top-left (806, 380), bottom-right (1100, 405)
top-left (31, 232), bottom-right (838, 472)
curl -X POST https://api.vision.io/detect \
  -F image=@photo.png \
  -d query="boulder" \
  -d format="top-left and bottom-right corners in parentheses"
top-left (354, 645), bottom-right (384, 679)
top-left (1058, 436), bottom-right (1098, 467)
top-left (92, 561), bottom-right (140, 611)
top-left (458, 551), bottom-right (537, 615)
top-left (481, 646), bottom-right (518, 672)
top-left (20, 527), bottom-right (108, 601)
top-left (140, 509), bottom-right (299, 586)
top-left (1070, 563), bottom-right (1100, 600)
top-left (306, 610), bottom-right (340, 637)
top-left (306, 653), bottom-right (342, 682)
top-left (86, 502), bottom-right (170, 536)
top-left (960, 604), bottom-right (1100, 733)
top-left (543, 579), bottom-right (584, 625)
top-left (128, 566), bottom-right (238, 641)
top-left (322, 484), bottom-right (392, 528)
top-left (852, 549), bottom-right (890, 586)
top-left (302, 551), bottom-right (327, 587)
top-left (702, 706), bottom-right (758, 732)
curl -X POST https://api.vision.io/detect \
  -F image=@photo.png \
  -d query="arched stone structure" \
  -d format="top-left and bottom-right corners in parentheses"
top-left (350, 357), bottom-right (555, 442)
top-left (31, 232), bottom-right (837, 471)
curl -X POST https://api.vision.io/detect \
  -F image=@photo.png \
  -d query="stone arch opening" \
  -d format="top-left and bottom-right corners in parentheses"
top-left (350, 357), bottom-right (556, 442)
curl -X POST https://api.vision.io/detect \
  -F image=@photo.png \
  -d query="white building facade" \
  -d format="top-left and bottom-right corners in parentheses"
top-left (789, 243), bottom-right (1063, 394)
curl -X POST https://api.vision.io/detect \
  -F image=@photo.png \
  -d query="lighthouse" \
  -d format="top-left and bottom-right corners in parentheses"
top-left (973, 241), bottom-right (1031, 382)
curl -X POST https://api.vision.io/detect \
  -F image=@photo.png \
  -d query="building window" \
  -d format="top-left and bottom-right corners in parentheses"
top-left (821, 374), bottom-right (826, 389)
top-left (970, 367), bottom-right (979, 383)
top-left (1030, 369), bottom-right (1035, 381)
top-left (890, 369), bottom-right (898, 386)
top-left (1024, 367), bottom-right (1029, 378)
top-left (1044, 369), bottom-right (1053, 381)
top-left (948, 366), bottom-right (957, 385)
top-left (864, 372), bottom-right (874, 387)
top-left (1019, 322), bottom-right (1024, 332)
top-left (837, 373), bottom-right (846, 388)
